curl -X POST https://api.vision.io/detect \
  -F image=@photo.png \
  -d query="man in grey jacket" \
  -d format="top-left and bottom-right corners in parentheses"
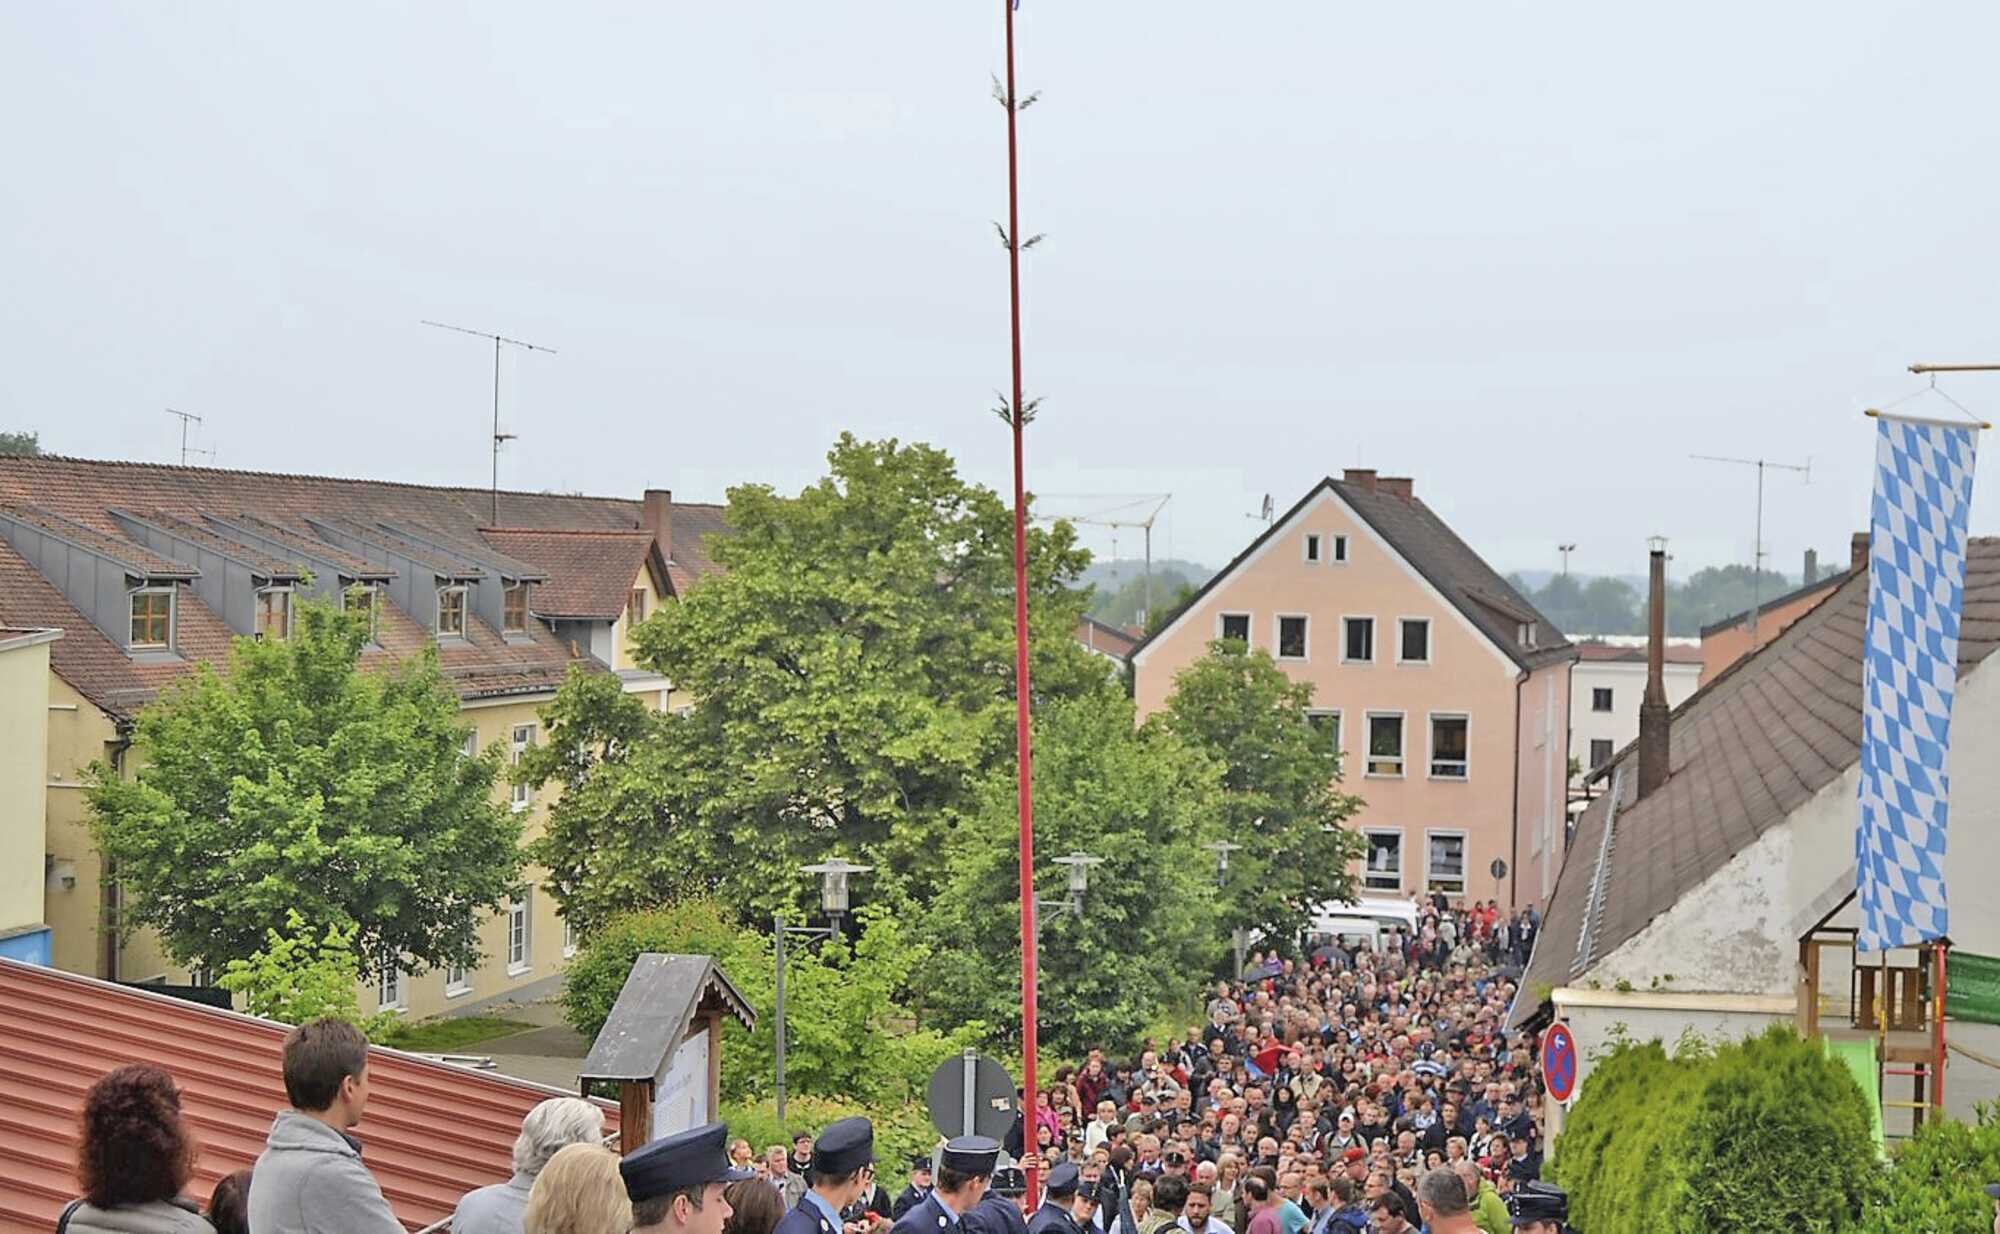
top-left (247, 1018), bottom-right (404, 1234)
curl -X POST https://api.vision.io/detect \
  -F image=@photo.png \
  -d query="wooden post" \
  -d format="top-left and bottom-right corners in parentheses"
top-left (705, 1010), bottom-right (723, 1121)
top-left (620, 1080), bottom-right (654, 1155)
top-left (1799, 937), bottom-right (1821, 1037)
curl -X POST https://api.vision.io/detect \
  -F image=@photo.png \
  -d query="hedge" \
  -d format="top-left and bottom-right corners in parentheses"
top-left (1857, 1104), bottom-right (2000, 1233)
top-left (1551, 1025), bottom-right (1878, 1234)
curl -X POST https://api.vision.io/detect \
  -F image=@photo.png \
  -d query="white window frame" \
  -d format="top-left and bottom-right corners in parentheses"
top-left (507, 893), bottom-right (532, 975)
top-left (1303, 533), bottom-right (1322, 564)
top-left (503, 581), bottom-right (532, 635)
top-left (1428, 712), bottom-right (1469, 780)
top-left (1424, 829), bottom-right (1469, 896)
top-left (1342, 616), bottom-right (1375, 665)
top-left (1330, 534), bottom-right (1349, 564)
top-left (1397, 617), bottom-right (1431, 665)
top-left (1361, 827), bottom-right (1403, 892)
top-left (1218, 612), bottom-right (1253, 647)
top-left (343, 582), bottom-right (381, 644)
top-left (437, 585), bottom-right (469, 639)
top-left (1305, 708), bottom-right (1342, 755)
top-left (1592, 687), bottom-right (1614, 713)
top-left (564, 918), bottom-right (579, 959)
top-left (129, 586), bottom-right (176, 650)
top-left (444, 960), bottom-right (471, 998)
top-left (510, 723), bottom-right (537, 812)
top-left (254, 586), bottom-right (293, 642)
top-left (377, 960), bottom-right (404, 1011)
top-left (1364, 710), bottom-right (1405, 778)
top-left (1275, 613), bottom-right (1310, 661)
top-left (626, 587), bottom-right (647, 627)
top-left (461, 728), bottom-right (479, 759)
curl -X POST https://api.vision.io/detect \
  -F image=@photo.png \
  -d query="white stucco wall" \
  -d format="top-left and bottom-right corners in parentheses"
top-left (1568, 654), bottom-right (1700, 783)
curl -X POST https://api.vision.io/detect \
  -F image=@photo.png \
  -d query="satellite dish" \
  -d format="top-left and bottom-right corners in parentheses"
top-left (926, 1053), bottom-right (1018, 1140)
top-left (1260, 494), bottom-right (1274, 521)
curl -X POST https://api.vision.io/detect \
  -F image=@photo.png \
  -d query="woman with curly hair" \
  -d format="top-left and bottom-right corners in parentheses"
top-left (63, 1063), bottom-right (213, 1232)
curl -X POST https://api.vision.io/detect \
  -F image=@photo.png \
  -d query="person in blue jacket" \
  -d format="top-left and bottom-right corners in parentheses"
top-left (774, 1118), bottom-right (876, 1234)
top-left (965, 1168), bottom-right (1030, 1234)
top-left (893, 1137), bottom-right (999, 1234)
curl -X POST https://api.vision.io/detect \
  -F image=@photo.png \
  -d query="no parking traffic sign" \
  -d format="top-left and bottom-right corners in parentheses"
top-left (1542, 1022), bottom-right (1578, 1103)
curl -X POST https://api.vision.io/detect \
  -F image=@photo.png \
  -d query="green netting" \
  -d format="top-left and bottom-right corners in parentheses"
top-left (1946, 950), bottom-right (2000, 1026)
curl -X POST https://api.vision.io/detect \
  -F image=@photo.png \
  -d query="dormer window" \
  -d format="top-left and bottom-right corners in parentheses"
top-left (255, 587), bottom-right (292, 642)
top-left (437, 585), bottom-right (468, 638)
top-left (503, 582), bottom-right (531, 634)
top-left (343, 583), bottom-right (380, 642)
top-left (1518, 622), bottom-right (1539, 650)
top-left (130, 587), bottom-right (174, 650)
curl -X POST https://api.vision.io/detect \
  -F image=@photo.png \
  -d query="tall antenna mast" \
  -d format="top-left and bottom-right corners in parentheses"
top-left (422, 320), bottom-right (557, 525)
top-left (164, 408), bottom-right (214, 466)
top-left (1691, 453), bottom-right (1811, 647)
top-left (1037, 493), bottom-right (1172, 623)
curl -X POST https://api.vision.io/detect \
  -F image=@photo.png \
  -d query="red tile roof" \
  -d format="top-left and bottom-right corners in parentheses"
top-left (1574, 642), bottom-right (1704, 665)
top-left (0, 957), bottom-right (617, 1232)
top-left (480, 529), bottom-right (660, 620)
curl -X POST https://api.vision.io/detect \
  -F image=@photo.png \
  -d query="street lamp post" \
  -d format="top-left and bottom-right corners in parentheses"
top-left (776, 857), bottom-right (873, 1125)
top-left (1029, 852), bottom-right (1102, 1038)
top-left (1205, 840), bottom-right (1245, 978)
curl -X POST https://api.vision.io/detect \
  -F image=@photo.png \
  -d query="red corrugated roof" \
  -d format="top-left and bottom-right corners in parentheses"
top-left (0, 958), bottom-right (617, 1233)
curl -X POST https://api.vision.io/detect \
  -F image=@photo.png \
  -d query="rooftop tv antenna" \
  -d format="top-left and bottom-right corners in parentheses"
top-left (1691, 452), bottom-right (1811, 646)
top-left (422, 320), bottom-right (557, 525)
top-left (1037, 493), bottom-right (1172, 623)
top-left (164, 408), bottom-right (215, 466)
top-left (1558, 543), bottom-right (1577, 577)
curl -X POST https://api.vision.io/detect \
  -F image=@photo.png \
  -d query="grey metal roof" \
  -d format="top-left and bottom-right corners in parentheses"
top-left (577, 954), bottom-right (756, 1083)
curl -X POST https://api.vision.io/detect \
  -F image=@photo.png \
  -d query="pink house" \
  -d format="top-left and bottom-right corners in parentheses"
top-left (1130, 470), bottom-right (1576, 909)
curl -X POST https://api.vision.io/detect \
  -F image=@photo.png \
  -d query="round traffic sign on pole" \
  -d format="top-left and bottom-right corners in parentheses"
top-left (925, 1051), bottom-right (1018, 1140)
top-left (1541, 1023), bottom-right (1578, 1103)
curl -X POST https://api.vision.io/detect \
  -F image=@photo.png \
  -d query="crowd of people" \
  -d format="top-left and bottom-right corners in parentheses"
top-left (52, 897), bottom-right (1566, 1234)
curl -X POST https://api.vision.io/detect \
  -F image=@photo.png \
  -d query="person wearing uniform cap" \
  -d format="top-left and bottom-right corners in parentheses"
top-left (966, 1169), bottom-right (1030, 1234)
top-left (894, 1156), bottom-right (934, 1221)
top-left (775, 1118), bottom-right (877, 1234)
top-left (1502, 1181), bottom-right (1572, 1234)
top-left (622, 1120), bottom-right (756, 1234)
top-left (1027, 1162), bottom-right (1086, 1234)
top-left (894, 1137), bottom-right (999, 1234)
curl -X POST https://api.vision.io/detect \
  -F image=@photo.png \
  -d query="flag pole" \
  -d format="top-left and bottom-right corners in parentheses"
top-left (1001, 0), bottom-right (1040, 1204)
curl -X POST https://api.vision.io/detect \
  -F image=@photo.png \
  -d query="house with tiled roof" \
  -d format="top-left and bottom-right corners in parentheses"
top-left (1130, 470), bottom-right (1577, 907)
top-left (0, 628), bottom-right (61, 969)
top-left (1512, 537), bottom-right (2000, 1136)
top-left (1695, 542), bottom-right (1857, 684)
top-left (0, 955), bottom-right (618, 1231)
top-left (0, 454), bottom-right (732, 1019)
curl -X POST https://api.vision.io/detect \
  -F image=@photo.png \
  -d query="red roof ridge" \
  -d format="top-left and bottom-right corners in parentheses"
top-left (483, 526), bottom-right (654, 537)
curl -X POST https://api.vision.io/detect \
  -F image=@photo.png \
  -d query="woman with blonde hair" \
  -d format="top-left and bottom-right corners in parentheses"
top-left (523, 1143), bottom-right (631, 1234)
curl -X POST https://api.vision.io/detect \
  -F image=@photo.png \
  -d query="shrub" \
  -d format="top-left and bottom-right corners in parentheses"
top-left (721, 1095), bottom-right (938, 1171)
top-left (1858, 1105), bottom-right (2000, 1232)
top-left (1552, 1024), bottom-right (1878, 1234)
top-left (218, 910), bottom-right (401, 1042)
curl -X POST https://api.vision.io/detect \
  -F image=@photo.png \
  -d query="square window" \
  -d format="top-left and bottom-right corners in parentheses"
top-left (1306, 709), bottom-right (1342, 754)
top-left (1277, 616), bottom-right (1308, 660)
top-left (1220, 613), bottom-right (1251, 645)
top-left (1344, 617), bottom-right (1375, 663)
top-left (1362, 829), bottom-right (1403, 892)
top-left (437, 586), bottom-right (468, 638)
top-left (507, 893), bottom-right (532, 972)
top-left (1331, 535), bottom-right (1348, 563)
top-left (1399, 618), bottom-right (1430, 664)
top-left (1430, 714), bottom-right (1469, 779)
top-left (1592, 687), bottom-right (1614, 713)
top-left (503, 582), bottom-right (530, 634)
top-left (1304, 534), bottom-right (1321, 563)
top-left (1589, 738), bottom-right (1614, 768)
top-left (1366, 713), bottom-right (1404, 777)
top-left (130, 589), bottom-right (173, 649)
top-left (1426, 832), bottom-right (1467, 896)
top-left (255, 588), bottom-right (291, 642)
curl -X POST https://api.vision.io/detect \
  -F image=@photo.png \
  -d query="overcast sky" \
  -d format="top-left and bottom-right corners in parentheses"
top-left (4, 4), bottom-right (1998, 582)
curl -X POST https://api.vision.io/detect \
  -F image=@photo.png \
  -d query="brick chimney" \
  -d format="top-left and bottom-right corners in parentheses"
top-left (1378, 476), bottom-right (1415, 501)
top-left (1803, 548), bottom-right (1818, 585)
top-left (642, 489), bottom-right (673, 561)
top-left (1851, 531), bottom-right (1870, 574)
top-left (1637, 538), bottom-right (1671, 799)
top-left (1342, 468), bottom-right (1378, 494)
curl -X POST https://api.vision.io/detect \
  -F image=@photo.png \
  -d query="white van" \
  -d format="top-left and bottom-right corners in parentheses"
top-left (1306, 896), bottom-right (1420, 954)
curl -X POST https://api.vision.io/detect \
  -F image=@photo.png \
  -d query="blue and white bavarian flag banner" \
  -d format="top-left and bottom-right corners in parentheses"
top-left (1857, 413), bottom-right (1981, 951)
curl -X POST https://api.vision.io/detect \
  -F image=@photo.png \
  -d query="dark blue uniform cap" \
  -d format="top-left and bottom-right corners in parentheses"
top-left (991, 1168), bottom-right (1027, 1197)
top-left (814, 1116), bottom-right (876, 1175)
top-left (621, 1120), bottom-right (756, 1202)
top-left (1043, 1161), bottom-right (1081, 1198)
top-left (1504, 1181), bottom-right (1567, 1225)
top-left (940, 1136), bottom-right (1001, 1175)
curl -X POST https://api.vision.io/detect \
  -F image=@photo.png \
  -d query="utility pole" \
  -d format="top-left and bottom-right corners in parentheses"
top-left (1691, 454), bottom-right (1810, 646)
top-left (1558, 543), bottom-right (1576, 578)
top-left (421, 320), bottom-right (556, 525)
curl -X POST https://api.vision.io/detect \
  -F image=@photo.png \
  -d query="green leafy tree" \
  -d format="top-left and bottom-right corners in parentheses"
top-left (88, 602), bottom-right (521, 977)
top-left (218, 910), bottom-right (401, 1040)
top-left (0, 430), bottom-right (39, 457)
top-left (1089, 568), bottom-right (1198, 631)
top-left (562, 898), bottom-right (981, 1107)
top-left (1151, 640), bottom-right (1365, 947)
top-left (926, 691), bottom-right (1224, 1056)
top-left (577, 434), bottom-right (1104, 919)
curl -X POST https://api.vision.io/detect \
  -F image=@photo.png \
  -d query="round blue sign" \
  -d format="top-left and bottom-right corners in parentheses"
top-left (1542, 1023), bottom-right (1578, 1103)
